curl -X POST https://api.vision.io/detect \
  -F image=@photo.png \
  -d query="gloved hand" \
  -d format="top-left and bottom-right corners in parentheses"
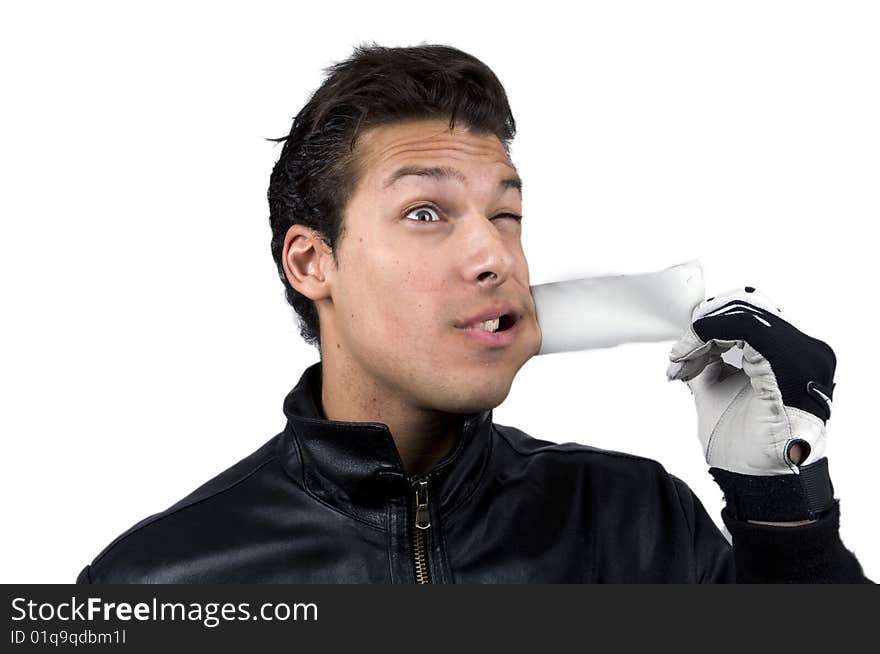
top-left (666, 286), bottom-right (836, 522)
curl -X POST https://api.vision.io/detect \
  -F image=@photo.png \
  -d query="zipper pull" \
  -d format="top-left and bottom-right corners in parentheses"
top-left (414, 478), bottom-right (431, 530)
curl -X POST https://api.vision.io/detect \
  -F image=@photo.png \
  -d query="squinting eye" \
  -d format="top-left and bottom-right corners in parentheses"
top-left (405, 206), bottom-right (440, 223)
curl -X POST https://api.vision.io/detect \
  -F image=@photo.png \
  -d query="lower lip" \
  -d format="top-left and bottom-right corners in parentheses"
top-left (456, 320), bottom-right (519, 347)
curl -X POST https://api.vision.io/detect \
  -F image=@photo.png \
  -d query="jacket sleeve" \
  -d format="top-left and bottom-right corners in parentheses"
top-left (672, 474), bottom-right (873, 583)
top-left (670, 475), bottom-right (874, 584)
top-left (721, 499), bottom-right (874, 583)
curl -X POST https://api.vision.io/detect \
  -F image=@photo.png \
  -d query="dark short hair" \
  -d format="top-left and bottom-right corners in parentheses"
top-left (267, 43), bottom-right (517, 353)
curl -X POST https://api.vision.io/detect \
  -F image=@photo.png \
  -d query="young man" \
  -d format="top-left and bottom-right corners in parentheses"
top-left (77, 44), bottom-right (871, 583)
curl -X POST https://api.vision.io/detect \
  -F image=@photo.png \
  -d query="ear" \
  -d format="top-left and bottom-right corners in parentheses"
top-left (281, 224), bottom-right (334, 301)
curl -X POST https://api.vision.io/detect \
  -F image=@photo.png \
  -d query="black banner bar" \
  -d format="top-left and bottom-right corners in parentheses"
top-left (4, 585), bottom-right (876, 652)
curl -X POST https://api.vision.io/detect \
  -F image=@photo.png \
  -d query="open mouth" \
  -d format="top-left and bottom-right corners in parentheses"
top-left (468, 313), bottom-right (517, 333)
top-left (456, 311), bottom-right (519, 347)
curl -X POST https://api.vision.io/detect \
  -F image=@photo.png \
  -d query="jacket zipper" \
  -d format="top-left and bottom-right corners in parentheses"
top-left (412, 475), bottom-right (432, 584)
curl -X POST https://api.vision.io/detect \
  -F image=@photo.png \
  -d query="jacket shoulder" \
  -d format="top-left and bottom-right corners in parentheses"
top-left (493, 422), bottom-right (670, 471)
top-left (491, 422), bottom-right (686, 499)
top-left (491, 423), bottom-right (734, 582)
top-left (79, 433), bottom-right (282, 583)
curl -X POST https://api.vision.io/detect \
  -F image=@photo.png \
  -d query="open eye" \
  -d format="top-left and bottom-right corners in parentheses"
top-left (404, 205), bottom-right (522, 224)
top-left (405, 205), bottom-right (440, 223)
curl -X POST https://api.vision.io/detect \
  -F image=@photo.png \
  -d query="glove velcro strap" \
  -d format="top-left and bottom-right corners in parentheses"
top-left (709, 458), bottom-right (834, 522)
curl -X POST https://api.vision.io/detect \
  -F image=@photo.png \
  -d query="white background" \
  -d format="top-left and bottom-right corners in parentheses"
top-left (2, 0), bottom-right (877, 583)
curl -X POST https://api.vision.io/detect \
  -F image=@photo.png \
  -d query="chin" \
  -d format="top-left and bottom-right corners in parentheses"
top-left (439, 381), bottom-right (512, 414)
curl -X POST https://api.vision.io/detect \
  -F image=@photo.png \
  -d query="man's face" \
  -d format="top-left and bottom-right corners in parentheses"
top-left (319, 118), bottom-right (541, 414)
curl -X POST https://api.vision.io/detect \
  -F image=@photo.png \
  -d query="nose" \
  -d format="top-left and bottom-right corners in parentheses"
top-left (458, 213), bottom-right (516, 289)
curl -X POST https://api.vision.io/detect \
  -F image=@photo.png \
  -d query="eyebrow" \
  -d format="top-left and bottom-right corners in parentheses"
top-left (382, 165), bottom-right (522, 194)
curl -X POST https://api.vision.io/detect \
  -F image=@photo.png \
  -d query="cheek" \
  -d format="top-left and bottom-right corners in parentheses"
top-left (340, 249), bottom-right (443, 339)
top-left (382, 265), bottom-right (447, 336)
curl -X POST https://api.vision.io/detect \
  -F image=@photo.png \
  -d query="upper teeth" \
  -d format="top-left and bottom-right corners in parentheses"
top-left (477, 317), bottom-right (500, 332)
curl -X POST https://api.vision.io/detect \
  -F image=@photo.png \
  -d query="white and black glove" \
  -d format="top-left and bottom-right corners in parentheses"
top-left (667, 286), bottom-right (836, 522)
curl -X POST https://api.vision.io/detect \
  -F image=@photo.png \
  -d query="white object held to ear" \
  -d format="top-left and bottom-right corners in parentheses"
top-left (531, 260), bottom-right (705, 355)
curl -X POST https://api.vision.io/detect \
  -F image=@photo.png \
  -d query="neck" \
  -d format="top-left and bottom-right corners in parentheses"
top-left (318, 354), bottom-right (462, 478)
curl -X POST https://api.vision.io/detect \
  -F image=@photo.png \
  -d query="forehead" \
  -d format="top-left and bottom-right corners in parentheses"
top-left (353, 118), bottom-right (517, 187)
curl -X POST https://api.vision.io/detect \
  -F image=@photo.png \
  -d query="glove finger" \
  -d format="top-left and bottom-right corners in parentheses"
top-left (685, 358), bottom-right (746, 396)
top-left (668, 336), bottom-right (742, 371)
top-left (668, 351), bottom-right (717, 382)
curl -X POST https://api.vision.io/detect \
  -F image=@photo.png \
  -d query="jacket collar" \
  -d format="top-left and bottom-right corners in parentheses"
top-left (278, 361), bottom-right (494, 529)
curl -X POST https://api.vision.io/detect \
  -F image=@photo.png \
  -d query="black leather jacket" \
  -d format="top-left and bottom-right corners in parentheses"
top-left (77, 362), bottom-right (870, 583)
